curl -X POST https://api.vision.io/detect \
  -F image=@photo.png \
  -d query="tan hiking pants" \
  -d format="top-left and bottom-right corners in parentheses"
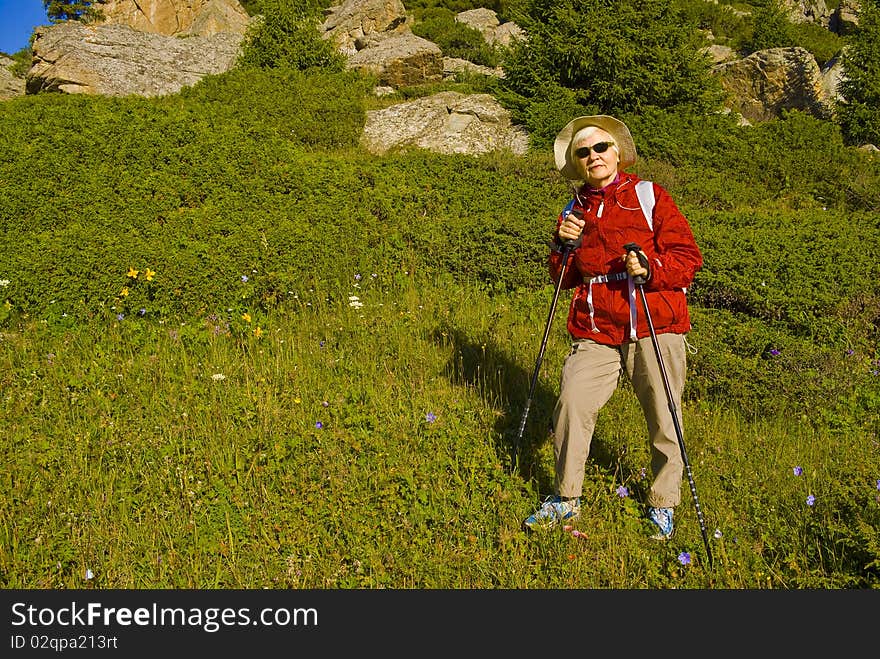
top-left (551, 333), bottom-right (687, 508)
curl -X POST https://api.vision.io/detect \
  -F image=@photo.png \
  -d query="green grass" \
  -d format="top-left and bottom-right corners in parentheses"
top-left (3, 273), bottom-right (877, 589)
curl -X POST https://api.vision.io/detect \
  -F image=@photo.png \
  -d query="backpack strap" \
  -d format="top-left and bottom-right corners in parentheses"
top-left (635, 180), bottom-right (655, 231)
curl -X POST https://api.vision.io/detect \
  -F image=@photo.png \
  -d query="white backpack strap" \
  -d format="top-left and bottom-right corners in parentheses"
top-left (628, 180), bottom-right (658, 340)
top-left (635, 179), bottom-right (655, 231)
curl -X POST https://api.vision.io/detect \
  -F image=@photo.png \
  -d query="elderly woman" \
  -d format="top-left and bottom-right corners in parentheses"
top-left (523, 115), bottom-right (703, 540)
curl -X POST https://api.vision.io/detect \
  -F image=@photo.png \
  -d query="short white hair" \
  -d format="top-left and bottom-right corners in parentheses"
top-left (570, 126), bottom-right (620, 160)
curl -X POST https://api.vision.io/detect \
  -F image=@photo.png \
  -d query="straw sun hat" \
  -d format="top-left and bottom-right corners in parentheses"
top-left (554, 115), bottom-right (638, 180)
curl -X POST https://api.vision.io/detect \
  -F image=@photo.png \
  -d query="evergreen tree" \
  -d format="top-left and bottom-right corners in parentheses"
top-left (43, 1), bottom-right (104, 23)
top-left (837, 0), bottom-right (880, 146)
top-left (500, 0), bottom-right (723, 145)
top-left (236, 0), bottom-right (345, 72)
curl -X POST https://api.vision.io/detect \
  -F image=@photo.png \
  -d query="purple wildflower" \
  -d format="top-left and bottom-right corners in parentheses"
top-left (425, 412), bottom-right (437, 423)
top-left (315, 421), bottom-right (323, 429)
top-left (116, 313), bottom-right (124, 321)
top-left (806, 494), bottom-right (815, 506)
top-left (793, 466), bottom-right (803, 476)
top-left (769, 348), bottom-right (781, 356)
top-left (616, 486), bottom-right (629, 498)
top-left (241, 275), bottom-right (249, 283)
top-left (678, 552), bottom-right (691, 565)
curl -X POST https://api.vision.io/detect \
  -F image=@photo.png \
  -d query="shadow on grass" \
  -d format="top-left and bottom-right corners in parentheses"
top-left (428, 322), bottom-right (638, 500)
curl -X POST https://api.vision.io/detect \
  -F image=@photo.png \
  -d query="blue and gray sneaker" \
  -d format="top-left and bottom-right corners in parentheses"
top-left (523, 495), bottom-right (580, 530)
top-left (647, 506), bottom-right (674, 540)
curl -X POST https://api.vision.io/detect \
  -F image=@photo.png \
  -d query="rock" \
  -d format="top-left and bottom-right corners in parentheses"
top-left (321, 0), bottom-right (411, 55)
top-left (95, 0), bottom-right (251, 37)
top-left (455, 8), bottom-right (524, 47)
top-left (361, 91), bottom-right (529, 156)
top-left (714, 46), bottom-right (834, 123)
top-left (442, 56), bottom-right (504, 80)
top-left (346, 32), bottom-right (443, 87)
top-left (26, 22), bottom-right (247, 97)
top-left (1, 56), bottom-right (25, 99)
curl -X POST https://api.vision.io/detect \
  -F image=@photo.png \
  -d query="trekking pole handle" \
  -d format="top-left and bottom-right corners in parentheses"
top-left (623, 242), bottom-right (650, 285)
top-left (561, 209), bottom-right (584, 250)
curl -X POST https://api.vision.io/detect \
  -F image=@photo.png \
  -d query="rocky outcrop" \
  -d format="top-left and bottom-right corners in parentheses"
top-left (714, 47), bottom-right (834, 123)
top-left (95, 0), bottom-right (251, 36)
top-left (321, 0), bottom-right (411, 54)
top-left (347, 31), bottom-right (443, 86)
top-left (454, 8), bottom-right (524, 46)
top-left (361, 91), bottom-right (528, 156)
top-left (782, 0), bottom-right (832, 27)
top-left (26, 21), bottom-right (247, 97)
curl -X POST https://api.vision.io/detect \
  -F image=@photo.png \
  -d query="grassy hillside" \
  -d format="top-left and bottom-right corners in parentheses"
top-left (1, 6), bottom-right (878, 589)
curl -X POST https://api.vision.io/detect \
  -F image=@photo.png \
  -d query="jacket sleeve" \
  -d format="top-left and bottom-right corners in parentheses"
top-left (643, 184), bottom-right (702, 291)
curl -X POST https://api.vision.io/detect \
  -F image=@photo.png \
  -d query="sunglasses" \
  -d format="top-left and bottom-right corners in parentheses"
top-left (574, 141), bottom-right (615, 158)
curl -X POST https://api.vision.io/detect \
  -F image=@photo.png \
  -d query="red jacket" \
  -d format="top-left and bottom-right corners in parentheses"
top-left (549, 172), bottom-right (702, 346)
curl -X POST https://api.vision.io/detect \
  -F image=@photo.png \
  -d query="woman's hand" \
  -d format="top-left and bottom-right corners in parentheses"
top-left (623, 247), bottom-right (650, 280)
top-left (558, 210), bottom-right (584, 243)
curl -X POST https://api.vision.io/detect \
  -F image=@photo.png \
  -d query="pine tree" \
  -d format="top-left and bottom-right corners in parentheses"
top-left (43, 1), bottom-right (104, 23)
top-left (837, 0), bottom-right (880, 146)
top-left (500, 0), bottom-right (723, 144)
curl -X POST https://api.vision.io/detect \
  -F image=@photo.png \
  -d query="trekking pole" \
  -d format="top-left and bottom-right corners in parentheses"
top-left (623, 242), bottom-right (714, 569)
top-left (511, 211), bottom-right (583, 471)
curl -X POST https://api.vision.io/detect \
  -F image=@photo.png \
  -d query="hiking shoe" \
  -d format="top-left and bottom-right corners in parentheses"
top-left (647, 506), bottom-right (674, 540)
top-left (523, 495), bottom-right (580, 530)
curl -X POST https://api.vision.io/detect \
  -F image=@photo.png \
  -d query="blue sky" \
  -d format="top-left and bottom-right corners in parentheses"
top-left (0, 0), bottom-right (50, 55)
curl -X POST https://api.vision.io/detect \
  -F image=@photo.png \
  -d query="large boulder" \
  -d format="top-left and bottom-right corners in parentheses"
top-left (361, 91), bottom-right (528, 156)
top-left (714, 47), bottom-right (834, 123)
top-left (26, 21), bottom-right (247, 97)
top-left (346, 32), bottom-right (443, 87)
top-left (321, 0), bottom-right (411, 55)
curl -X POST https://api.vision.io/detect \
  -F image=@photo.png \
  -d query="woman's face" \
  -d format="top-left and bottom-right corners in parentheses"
top-left (572, 128), bottom-right (619, 189)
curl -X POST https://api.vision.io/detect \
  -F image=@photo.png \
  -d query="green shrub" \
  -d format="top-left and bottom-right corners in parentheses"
top-left (672, 0), bottom-right (751, 45)
top-left (789, 20), bottom-right (844, 66)
top-left (412, 7), bottom-right (503, 68)
top-left (736, 0), bottom-right (794, 54)
top-left (501, 0), bottom-right (724, 130)
top-left (837, 0), bottom-right (880, 146)
top-left (236, 0), bottom-right (345, 72)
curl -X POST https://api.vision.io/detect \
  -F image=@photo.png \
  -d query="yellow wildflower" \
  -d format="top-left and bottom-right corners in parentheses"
top-left (144, 268), bottom-right (155, 282)
top-left (120, 287), bottom-right (129, 297)
top-left (253, 326), bottom-right (264, 338)
top-left (241, 312), bottom-right (251, 323)
top-left (127, 267), bottom-right (139, 279)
